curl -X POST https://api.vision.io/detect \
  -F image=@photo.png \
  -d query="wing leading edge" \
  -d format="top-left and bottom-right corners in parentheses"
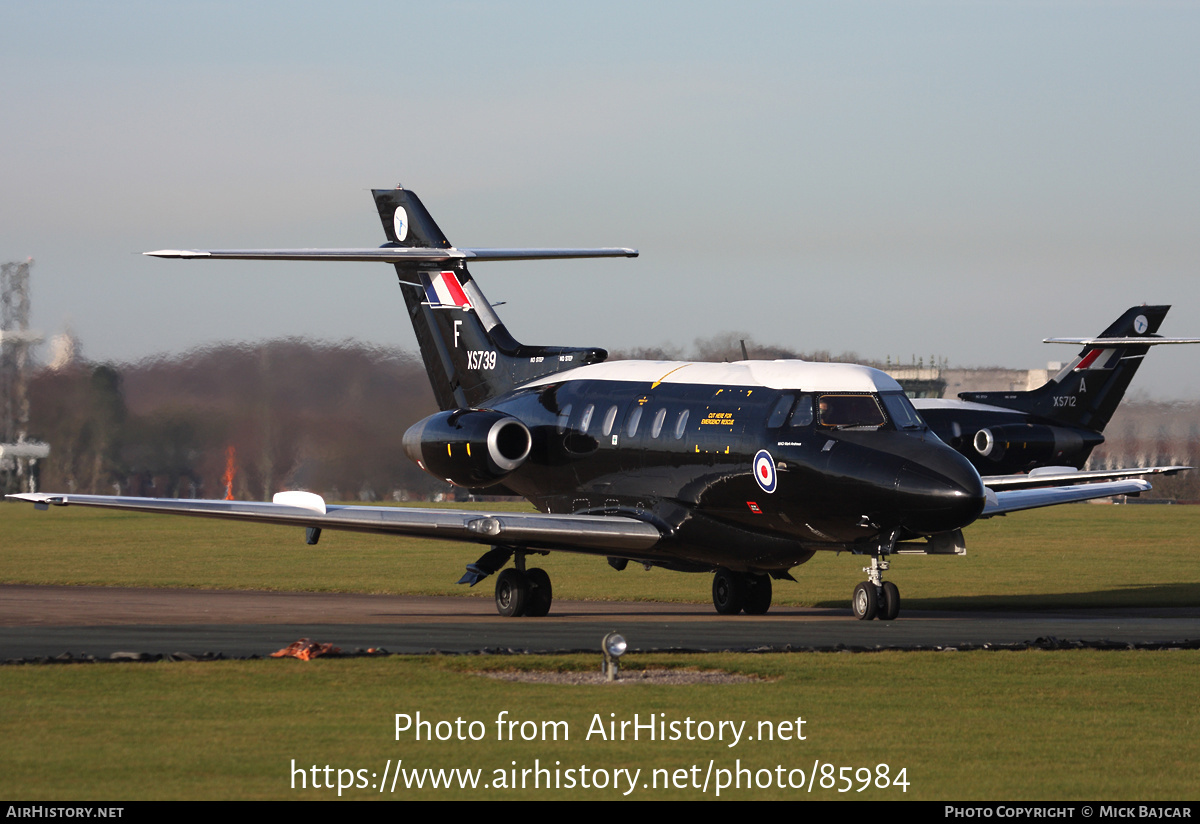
top-left (8, 472), bottom-right (1162, 547)
top-left (4, 493), bottom-right (662, 554)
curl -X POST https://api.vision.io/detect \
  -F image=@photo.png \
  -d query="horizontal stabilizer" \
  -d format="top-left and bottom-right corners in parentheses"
top-left (1044, 337), bottom-right (1200, 346)
top-left (144, 247), bottom-right (638, 263)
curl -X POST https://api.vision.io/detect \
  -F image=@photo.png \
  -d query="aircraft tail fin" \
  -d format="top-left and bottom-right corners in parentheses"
top-left (374, 185), bottom-right (453, 249)
top-left (372, 187), bottom-right (609, 410)
top-left (959, 305), bottom-right (1172, 432)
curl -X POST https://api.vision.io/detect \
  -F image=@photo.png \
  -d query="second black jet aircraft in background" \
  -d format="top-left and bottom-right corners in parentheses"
top-left (915, 305), bottom-right (1199, 478)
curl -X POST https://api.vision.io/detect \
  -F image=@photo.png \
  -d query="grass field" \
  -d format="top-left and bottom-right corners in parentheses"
top-left (1, 500), bottom-right (1197, 800)
top-left (2, 651), bottom-right (1197, 800)
top-left (2, 501), bottom-right (1198, 610)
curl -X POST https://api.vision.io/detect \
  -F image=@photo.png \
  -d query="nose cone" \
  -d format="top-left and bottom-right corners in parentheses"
top-left (895, 447), bottom-right (987, 535)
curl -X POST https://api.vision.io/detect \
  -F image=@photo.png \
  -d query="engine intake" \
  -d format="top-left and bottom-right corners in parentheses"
top-left (404, 409), bottom-right (532, 487)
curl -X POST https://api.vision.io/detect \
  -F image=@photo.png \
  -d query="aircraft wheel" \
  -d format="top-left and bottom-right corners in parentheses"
top-left (879, 581), bottom-right (900, 621)
top-left (852, 581), bottom-right (878, 621)
top-left (495, 568), bottom-right (530, 617)
top-left (712, 569), bottom-right (746, 615)
top-left (524, 567), bottom-right (553, 617)
top-left (742, 574), bottom-right (773, 615)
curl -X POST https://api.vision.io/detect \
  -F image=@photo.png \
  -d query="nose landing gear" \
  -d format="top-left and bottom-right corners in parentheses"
top-left (852, 533), bottom-right (901, 621)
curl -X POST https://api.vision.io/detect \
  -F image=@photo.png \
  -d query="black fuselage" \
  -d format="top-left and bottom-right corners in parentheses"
top-left (414, 364), bottom-right (988, 574)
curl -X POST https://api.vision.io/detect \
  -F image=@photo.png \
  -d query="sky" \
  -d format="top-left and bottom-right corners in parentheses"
top-left (3, 1), bottom-right (1200, 399)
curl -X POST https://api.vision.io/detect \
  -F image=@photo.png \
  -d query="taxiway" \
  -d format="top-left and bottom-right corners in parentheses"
top-left (1, 585), bottom-right (1196, 660)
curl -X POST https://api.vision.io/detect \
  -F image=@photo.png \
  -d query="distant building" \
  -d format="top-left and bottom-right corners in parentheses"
top-left (887, 364), bottom-right (1061, 399)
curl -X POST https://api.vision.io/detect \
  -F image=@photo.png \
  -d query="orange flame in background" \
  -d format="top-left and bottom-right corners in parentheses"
top-left (223, 445), bottom-right (237, 500)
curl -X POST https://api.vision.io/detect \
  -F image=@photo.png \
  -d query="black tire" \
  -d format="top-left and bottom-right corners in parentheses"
top-left (852, 581), bottom-right (878, 620)
top-left (742, 574), bottom-right (773, 615)
top-left (712, 569), bottom-right (746, 615)
top-left (525, 567), bottom-right (553, 617)
top-left (879, 581), bottom-right (900, 621)
top-left (495, 568), bottom-right (530, 617)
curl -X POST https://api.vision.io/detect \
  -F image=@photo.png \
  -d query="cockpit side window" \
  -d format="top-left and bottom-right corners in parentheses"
top-left (766, 394), bottom-right (795, 428)
top-left (880, 391), bottom-right (926, 430)
top-left (817, 394), bottom-right (886, 428)
top-left (789, 394), bottom-right (814, 428)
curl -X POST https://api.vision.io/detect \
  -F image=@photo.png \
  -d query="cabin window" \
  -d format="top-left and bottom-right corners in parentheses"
top-left (626, 406), bottom-right (643, 437)
top-left (579, 403), bottom-right (595, 433)
top-left (556, 404), bottom-right (573, 434)
top-left (650, 408), bottom-right (667, 438)
top-left (817, 394), bottom-right (886, 428)
top-left (767, 394), bottom-right (795, 428)
top-left (790, 394), bottom-right (814, 427)
top-left (601, 405), bottom-right (619, 436)
top-left (674, 409), bottom-right (690, 439)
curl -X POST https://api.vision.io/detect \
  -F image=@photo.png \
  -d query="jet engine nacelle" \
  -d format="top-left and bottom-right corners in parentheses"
top-left (403, 409), bottom-right (532, 487)
top-left (972, 423), bottom-right (1089, 465)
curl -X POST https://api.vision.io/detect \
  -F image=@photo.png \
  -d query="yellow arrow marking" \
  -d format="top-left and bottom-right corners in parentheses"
top-left (652, 364), bottom-right (691, 389)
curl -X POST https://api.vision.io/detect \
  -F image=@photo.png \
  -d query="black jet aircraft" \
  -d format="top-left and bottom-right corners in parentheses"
top-left (913, 306), bottom-right (1199, 480)
top-left (7, 187), bottom-right (1183, 621)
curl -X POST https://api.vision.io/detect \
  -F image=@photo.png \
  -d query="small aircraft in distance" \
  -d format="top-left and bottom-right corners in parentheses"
top-left (8, 187), bottom-right (1191, 620)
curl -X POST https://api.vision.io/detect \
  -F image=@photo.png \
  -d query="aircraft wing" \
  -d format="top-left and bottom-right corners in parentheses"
top-left (981, 465), bottom-right (1191, 491)
top-left (981, 479), bottom-right (1151, 517)
top-left (4, 492), bottom-right (663, 554)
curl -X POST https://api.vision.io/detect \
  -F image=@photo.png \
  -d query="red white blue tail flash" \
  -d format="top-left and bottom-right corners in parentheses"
top-left (1073, 348), bottom-right (1120, 371)
top-left (422, 270), bottom-right (473, 309)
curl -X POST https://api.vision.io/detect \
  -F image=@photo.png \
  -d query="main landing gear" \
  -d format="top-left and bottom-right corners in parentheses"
top-left (711, 569), bottom-right (773, 615)
top-left (494, 560), bottom-right (553, 618)
top-left (458, 546), bottom-right (554, 617)
top-left (852, 554), bottom-right (900, 621)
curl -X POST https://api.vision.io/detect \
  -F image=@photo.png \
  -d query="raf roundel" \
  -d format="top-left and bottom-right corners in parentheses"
top-left (753, 449), bottom-right (777, 494)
